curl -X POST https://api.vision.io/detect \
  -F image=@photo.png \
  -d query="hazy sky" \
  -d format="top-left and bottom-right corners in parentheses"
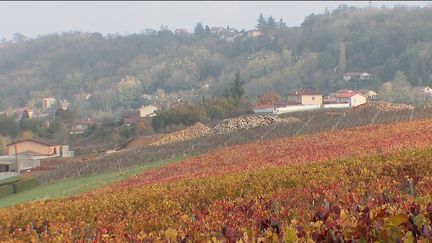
top-left (0, 1), bottom-right (429, 39)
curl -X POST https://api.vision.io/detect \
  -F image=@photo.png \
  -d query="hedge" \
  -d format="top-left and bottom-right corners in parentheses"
top-left (0, 185), bottom-right (14, 198)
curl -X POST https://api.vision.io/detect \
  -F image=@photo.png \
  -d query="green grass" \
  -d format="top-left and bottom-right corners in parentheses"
top-left (0, 157), bottom-right (184, 208)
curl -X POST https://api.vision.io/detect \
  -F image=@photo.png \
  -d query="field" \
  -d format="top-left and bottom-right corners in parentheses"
top-left (37, 107), bottom-right (432, 184)
top-left (2, 119), bottom-right (432, 241)
top-left (0, 157), bottom-right (183, 208)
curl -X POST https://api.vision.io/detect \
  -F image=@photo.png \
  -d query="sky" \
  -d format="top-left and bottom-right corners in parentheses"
top-left (0, 1), bottom-right (430, 39)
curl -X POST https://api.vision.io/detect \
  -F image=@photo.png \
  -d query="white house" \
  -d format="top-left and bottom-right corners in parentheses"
top-left (358, 89), bottom-right (378, 100)
top-left (252, 104), bottom-right (275, 114)
top-left (336, 92), bottom-right (367, 107)
top-left (137, 105), bottom-right (158, 118)
top-left (413, 86), bottom-right (432, 96)
top-left (42, 97), bottom-right (56, 111)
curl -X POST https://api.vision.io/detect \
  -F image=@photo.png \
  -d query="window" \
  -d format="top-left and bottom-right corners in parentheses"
top-left (312, 96), bottom-right (315, 100)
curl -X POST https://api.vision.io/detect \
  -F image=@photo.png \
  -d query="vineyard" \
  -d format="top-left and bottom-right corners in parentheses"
top-left (39, 107), bottom-right (432, 183)
top-left (2, 119), bottom-right (432, 241)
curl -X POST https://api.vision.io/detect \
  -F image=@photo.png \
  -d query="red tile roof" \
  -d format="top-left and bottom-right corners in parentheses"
top-left (336, 92), bottom-right (366, 98)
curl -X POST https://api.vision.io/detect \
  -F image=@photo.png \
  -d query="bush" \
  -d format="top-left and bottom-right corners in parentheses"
top-left (13, 178), bottom-right (39, 194)
top-left (0, 185), bottom-right (13, 198)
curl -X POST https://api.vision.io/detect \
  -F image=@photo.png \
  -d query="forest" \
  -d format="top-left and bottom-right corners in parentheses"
top-left (0, 5), bottom-right (431, 114)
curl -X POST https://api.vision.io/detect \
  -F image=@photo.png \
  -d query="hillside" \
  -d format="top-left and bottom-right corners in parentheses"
top-left (2, 119), bottom-right (432, 240)
top-left (1, 5), bottom-right (432, 112)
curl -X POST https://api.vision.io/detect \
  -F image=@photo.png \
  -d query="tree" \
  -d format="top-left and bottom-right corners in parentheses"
top-left (204, 25), bottom-right (211, 36)
top-left (278, 18), bottom-right (286, 28)
top-left (267, 16), bottom-right (277, 29)
top-left (392, 71), bottom-right (414, 103)
top-left (258, 91), bottom-right (281, 105)
top-left (194, 22), bottom-right (205, 37)
top-left (256, 13), bottom-right (267, 32)
top-left (338, 42), bottom-right (346, 77)
top-left (227, 70), bottom-right (245, 102)
top-left (117, 76), bottom-right (142, 109)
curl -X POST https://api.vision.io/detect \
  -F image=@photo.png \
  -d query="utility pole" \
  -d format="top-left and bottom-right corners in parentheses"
top-left (14, 145), bottom-right (19, 173)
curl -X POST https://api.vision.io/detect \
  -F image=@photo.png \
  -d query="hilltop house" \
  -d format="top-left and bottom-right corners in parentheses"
top-left (336, 92), bottom-right (367, 107)
top-left (210, 27), bottom-right (224, 35)
top-left (42, 97), bottom-right (56, 111)
top-left (343, 72), bottom-right (373, 81)
top-left (358, 89), bottom-right (378, 100)
top-left (59, 99), bottom-right (70, 110)
top-left (123, 104), bottom-right (159, 125)
top-left (14, 107), bottom-right (33, 119)
top-left (247, 29), bottom-right (262, 38)
top-left (175, 29), bottom-right (189, 35)
top-left (138, 105), bottom-right (158, 118)
top-left (413, 86), bottom-right (432, 96)
top-left (7, 138), bottom-right (62, 156)
top-left (287, 90), bottom-right (323, 105)
top-left (70, 119), bottom-right (93, 135)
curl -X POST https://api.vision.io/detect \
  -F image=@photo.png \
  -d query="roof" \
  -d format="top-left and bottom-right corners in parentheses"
top-left (138, 104), bottom-right (159, 110)
top-left (14, 107), bottom-right (32, 112)
top-left (358, 89), bottom-right (377, 95)
top-left (413, 86), bottom-right (431, 91)
top-left (7, 138), bottom-right (61, 147)
top-left (336, 89), bottom-right (354, 93)
top-left (336, 92), bottom-right (367, 98)
top-left (252, 104), bottom-right (274, 109)
top-left (288, 90), bottom-right (322, 96)
top-left (344, 72), bottom-right (371, 77)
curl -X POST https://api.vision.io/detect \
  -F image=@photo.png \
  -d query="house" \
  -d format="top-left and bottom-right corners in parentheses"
top-left (252, 104), bottom-right (275, 114)
top-left (335, 92), bottom-right (367, 107)
top-left (6, 138), bottom-right (62, 156)
top-left (70, 119), bottom-right (92, 135)
top-left (210, 27), bottom-right (224, 35)
top-left (246, 29), bottom-right (261, 38)
top-left (413, 86), bottom-right (432, 96)
top-left (59, 99), bottom-right (70, 110)
top-left (358, 89), bottom-right (378, 100)
top-left (343, 72), bottom-right (373, 81)
top-left (175, 29), bottom-right (189, 35)
top-left (122, 105), bottom-right (158, 125)
top-left (144, 28), bottom-right (156, 35)
top-left (14, 107), bottom-right (33, 119)
top-left (42, 97), bottom-right (56, 110)
top-left (287, 90), bottom-right (323, 105)
top-left (137, 105), bottom-right (158, 118)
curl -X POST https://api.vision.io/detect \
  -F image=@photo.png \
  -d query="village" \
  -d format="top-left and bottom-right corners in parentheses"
top-left (1, 69), bottom-right (432, 181)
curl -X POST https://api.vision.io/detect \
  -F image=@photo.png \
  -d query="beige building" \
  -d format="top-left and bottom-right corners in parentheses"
top-left (7, 138), bottom-right (61, 156)
top-left (287, 90), bottom-right (323, 105)
top-left (138, 105), bottom-right (158, 118)
top-left (336, 92), bottom-right (367, 107)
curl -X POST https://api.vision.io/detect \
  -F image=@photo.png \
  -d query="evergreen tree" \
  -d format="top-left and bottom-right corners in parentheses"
top-left (267, 16), bottom-right (277, 29)
top-left (256, 13), bottom-right (267, 31)
top-left (194, 22), bottom-right (205, 37)
top-left (204, 25), bottom-right (211, 36)
top-left (230, 70), bottom-right (245, 100)
top-left (278, 18), bottom-right (286, 28)
top-left (338, 42), bottom-right (346, 77)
